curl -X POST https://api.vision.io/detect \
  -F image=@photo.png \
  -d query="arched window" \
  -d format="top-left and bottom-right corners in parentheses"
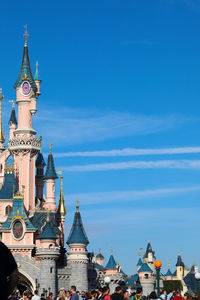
top-left (50, 267), bottom-right (53, 273)
top-left (144, 274), bottom-right (149, 279)
top-left (5, 205), bottom-right (11, 216)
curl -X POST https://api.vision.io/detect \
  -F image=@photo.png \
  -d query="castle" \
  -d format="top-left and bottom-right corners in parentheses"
top-left (0, 31), bottom-right (198, 297)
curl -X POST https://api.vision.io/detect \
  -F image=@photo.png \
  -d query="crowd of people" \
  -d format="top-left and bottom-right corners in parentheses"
top-left (7, 286), bottom-right (200, 300)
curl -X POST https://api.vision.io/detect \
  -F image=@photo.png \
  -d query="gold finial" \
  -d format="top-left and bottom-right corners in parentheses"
top-left (0, 89), bottom-right (5, 144)
top-left (76, 199), bottom-right (79, 212)
top-left (168, 264), bottom-right (170, 269)
top-left (139, 248), bottom-right (143, 257)
top-left (57, 167), bottom-right (63, 177)
top-left (57, 169), bottom-right (67, 216)
top-left (111, 247), bottom-right (113, 255)
top-left (9, 100), bottom-right (15, 109)
top-left (46, 211), bottom-right (50, 223)
top-left (24, 24), bottom-right (29, 46)
top-left (48, 142), bottom-right (52, 154)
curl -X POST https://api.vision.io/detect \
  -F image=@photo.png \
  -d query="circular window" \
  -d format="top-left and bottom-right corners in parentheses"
top-left (13, 220), bottom-right (24, 239)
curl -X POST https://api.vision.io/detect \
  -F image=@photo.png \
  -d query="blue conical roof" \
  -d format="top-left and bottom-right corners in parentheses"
top-left (36, 151), bottom-right (46, 167)
top-left (137, 258), bottom-right (143, 267)
top-left (9, 107), bottom-right (17, 125)
top-left (138, 262), bottom-right (153, 273)
top-left (44, 153), bottom-right (58, 179)
top-left (67, 207), bottom-right (89, 245)
top-left (38, 219), bottom-right (57, 240)
top-left (0, 172), bottom-right (17, 199)
top-left (14, 43), bottom-right (37, 92)
top-left (34, 62), bottom-right (41, 81)
top-left (105, 254), bottom-right (117, 270)
top-left (165, 268), bottom-right (173, 276)
top-left (144, 241), bottom-right (155, 259)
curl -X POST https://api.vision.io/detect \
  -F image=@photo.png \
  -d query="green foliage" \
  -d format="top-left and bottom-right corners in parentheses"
top-left (163, 280), bottom-right (183, 293)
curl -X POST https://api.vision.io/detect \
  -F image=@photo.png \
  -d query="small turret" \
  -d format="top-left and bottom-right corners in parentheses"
top-left (8, 101), bottom-right (17, 139)
top-left (0, 89), bottom-right (5, 152)
top-left (35, 150), bottom-right (46, 202)
top-left (96, 249), bottom-right (104, 266)
top-left (67, 202), bottom-right (89, 291)
top-left (165, 264), bottom-right (173, 280)
top-left (44, 144), bottom-right (58, 212)
top-left (176, 253), bottom-right (184, 280)
top-left (105, 248), bottom-right (117, 271)
top-left (137, 249), bottom-right (143, 270)
top-left (34, 61), bottom-right (42, 95)
top-left (138, 262), bottom-right (154, 296)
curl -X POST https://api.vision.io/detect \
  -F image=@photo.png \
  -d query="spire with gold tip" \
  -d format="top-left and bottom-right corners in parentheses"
top-left (0, 89), bottom-right (5, 152)
top-left (57, 168), bottom-right (67, 216)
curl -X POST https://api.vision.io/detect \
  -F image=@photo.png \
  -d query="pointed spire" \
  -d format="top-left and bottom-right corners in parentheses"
top-left (143, 240), bottom-right (155, 259)
top-left (44, 144), bottom-right (58, 179)
top-left (34, 61), bottom-right (41, 81)
top-left (9, 101), bottom-right (17, 125)
top-left (14, 28), bottom-right (37, 92)
top-left (36, 150), bottom-right (46, 167)
top-left (176, 253), bottom-right (184, 267)
top-left (67, 205), bottom-right (89, 245)
top-left (0, 89), bottom-right (5, 147)
top-left (57, 169), bottom-right (67, 216)
top-left (105, 249), bottom-right (117, 270)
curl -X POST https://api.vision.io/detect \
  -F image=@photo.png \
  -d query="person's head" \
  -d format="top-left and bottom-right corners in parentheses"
top-left (136, 288), bottom-right (142, 295)
top-left (176, 291), bottom-right (181, 297)
top-left (71, 286), bottom-right (77, 294)
top-left (124, 291), bottom-right (129, 299)
top-left (67, 291), bottom-right (71, 298)
top-left (115, 286), bottom-right (122, 294)
top-left (149, 292), bottom-right (157, 299)
top-left (41, 293), bottom-right (45, 299)
top-left (102, 286), bottom-right (109, 295)
top-left (34, 290), bottom-right (38, 296)
top-left (81, 291), bottom-right (86, 297)
top-left (23, 291), bottom-right (29, 299)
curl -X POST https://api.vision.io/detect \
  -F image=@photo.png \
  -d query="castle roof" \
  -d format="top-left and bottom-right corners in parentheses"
top-left (30, 211), bottom-right (61, 235)
top-left (176, 254), bottom-right (185, 267)
top-left (14, 42), bottom-right (37, 92)
top-left (44, 152), bottom-right (58, 179)
top-left (137, 257), bottom-right (143, 267)
top-left (9, 106), bottom-right (17, 125)
top-left (96, 252), bottom-right (104, 259)
top-left (165, 268), bottom-right (173, 277)
top-left (2, 195), bottom-right (35, 230)
top-left (36, 151), bottom-right (46, 167)
top-left (143, 241), bottom-right (155, 259)
top-left (105, 254), bottom-right (117, 270)
top-left (138, 262), bottom-right (153, 273)
top-left (184, 272), bottom-right (196, 293)
top-left (34, 62), bottom-right (41, 81)
top-left (125, 274), bottom-right (139, 287)
top-left (0, 172), bottom-right (17, 199)
top-left (38, 217), bottom-right (57, 240)
top-left (67, 206), bottom-right (89, 245)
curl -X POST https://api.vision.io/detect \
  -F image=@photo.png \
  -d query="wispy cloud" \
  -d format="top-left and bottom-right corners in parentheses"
top-left (62, 159), bottom-right (200, 172)
top-left (34, 107), bottom-right (195, 145)
top-left (65, 185), bottom-right (200, 205)
top-left (54, 146), bottom-right (200, 157)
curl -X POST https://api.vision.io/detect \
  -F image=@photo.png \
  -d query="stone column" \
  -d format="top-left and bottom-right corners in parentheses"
top-left (37, 248), bottom-right (60, 297)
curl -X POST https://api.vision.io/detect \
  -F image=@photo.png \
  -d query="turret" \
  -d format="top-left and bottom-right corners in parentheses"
top-left (137, 249), bottom-right (143, 271)
top-left (67, 202), bottom-right (89, 292)
top-left (8, 102), bottom-right (17, 140)
top-left (34, 61), bottom-right (42, 96)
top-left (96, 249), bottom-right (104, 266)
top-left (0, 89), bottom-right (5, 152)
top-left (37, 213), bottom-right (60, 296)
top-left (57, 170), bottom-right (67, 245)
top-left (35, 150), bottom-right (46, 202)
top-left (165, 264), bottom-right (173, 280)
top-left (176, 254), bottom-right (184, 280)
top-left (44, 145), bottom-right (58, 211)
top-left (143, 241), bottom-right (156, 272)
top-left (138, 262), bottom-right (154, 296)
top-left (105, 248), bottom-right (117, 274)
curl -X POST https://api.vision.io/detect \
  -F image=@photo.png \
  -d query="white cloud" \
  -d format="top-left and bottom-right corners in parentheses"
top-left (62, 159), bottom-right (200, 172)
top-left (34, 107), bottom-right (194, 145)
top-left (65, 185), bottom-right (200, 205)
top-left (54, 146), bottom-right (200, 157)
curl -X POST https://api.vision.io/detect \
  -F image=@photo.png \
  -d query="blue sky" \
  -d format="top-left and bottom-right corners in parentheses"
top-left (1, 0), bottom-right (200, 275)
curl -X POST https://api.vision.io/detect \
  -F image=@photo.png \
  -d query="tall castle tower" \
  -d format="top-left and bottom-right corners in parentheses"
top-left (8, 28), bottom-right (41, 212)
top-left (67, 202), bottom-right (89, 292)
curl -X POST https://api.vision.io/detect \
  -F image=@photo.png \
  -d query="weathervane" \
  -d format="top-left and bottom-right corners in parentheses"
top-left (24, 24), bottom-right (29, 46)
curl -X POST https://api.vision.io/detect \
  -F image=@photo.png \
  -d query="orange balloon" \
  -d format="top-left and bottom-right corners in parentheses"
top-left (154, 260), bottom-right (162, 268)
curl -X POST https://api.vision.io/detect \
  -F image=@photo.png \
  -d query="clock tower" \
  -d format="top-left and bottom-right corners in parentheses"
top-left (8, 27), bottom-right (41, 211)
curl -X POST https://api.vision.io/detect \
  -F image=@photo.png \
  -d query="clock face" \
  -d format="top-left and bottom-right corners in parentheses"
top-left (13, 220), bottom-right (23, 239)
top-left (22, 81), bottom-right (31, 95)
